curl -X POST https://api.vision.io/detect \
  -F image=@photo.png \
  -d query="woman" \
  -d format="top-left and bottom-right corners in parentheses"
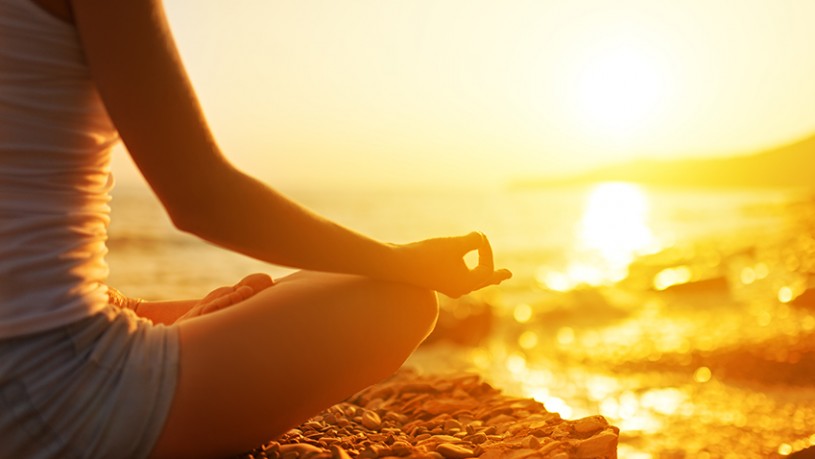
top-left (0, 0), bottom-right (511, 458)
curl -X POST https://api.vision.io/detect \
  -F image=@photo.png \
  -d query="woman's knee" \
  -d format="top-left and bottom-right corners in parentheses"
top-left (389, 282), bottom-right (438, 341)
top-left (280, 271), bottom-right (438, 338)
top-left (323, 275), bottom-right (438, 357)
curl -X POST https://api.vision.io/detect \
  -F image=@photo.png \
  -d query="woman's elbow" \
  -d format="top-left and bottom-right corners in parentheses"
top-left (167, 208), bottom-right (199, 235)
top-left (160, 192), bottom-right (215, 237)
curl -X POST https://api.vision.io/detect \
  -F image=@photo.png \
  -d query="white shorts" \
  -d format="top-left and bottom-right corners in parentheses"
top-left (0, 304), bottom-right (179, 459)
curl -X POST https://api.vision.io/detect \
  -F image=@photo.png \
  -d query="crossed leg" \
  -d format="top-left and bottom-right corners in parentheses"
top-left (149, 271), bottom-right (438, 459)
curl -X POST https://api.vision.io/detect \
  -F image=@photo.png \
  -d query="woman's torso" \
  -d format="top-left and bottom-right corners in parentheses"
top-left (0, 0), bottom-right (119, 338)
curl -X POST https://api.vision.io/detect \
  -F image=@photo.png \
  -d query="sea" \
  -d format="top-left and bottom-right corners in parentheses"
top-left (107, 181), bottom-right (815, 459)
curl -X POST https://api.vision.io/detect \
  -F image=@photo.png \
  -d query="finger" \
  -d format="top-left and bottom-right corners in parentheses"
top-left (201, 286), bottom-right (234, 303)
top-left (452, 231), bottom-right (484, 254)
top-left (475, 232), bottom-right (494, 273)
top-left (470, 267), bottom-right (512, 291)
top-left (238, 273), bottom-right (275, 292)
top-left (205, 297), bottom-right (228, 313)
top-left (202, 286), bottom-right (254, 313)
top-left (227, 285), bottom-right (254, 307)
top-left (490, 268), bottom-right (512, 284)
top-left (234, 285), bottom-right (254, 299)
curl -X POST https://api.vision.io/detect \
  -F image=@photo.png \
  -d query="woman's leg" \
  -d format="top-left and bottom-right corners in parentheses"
top-left (149, 271), bottom-right (438, 459)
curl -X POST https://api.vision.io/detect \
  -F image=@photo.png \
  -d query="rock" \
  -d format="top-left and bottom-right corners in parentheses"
top-left (429, 435), bottom-right (459, 443)
top-left (575, 430), bottom-right (619, 458)
top-left (435, 443), bottom-right (474, 459)
top-left (463, 432), bottom-right (487, 444)
top-left (443, 419), bottom-right (462, 432)
top-left (486, 414), bottom-right (516, 426)
top-left (279, 443), bottom-right (324, 455)
top-left (538, 440), bottom-right (562, 456)
top-left (362, 411), bottom-right (382, 431)
top-left (506, 448), bottom-right (537, 459)
top-left (572, 415), bottom-right (607, 434)
top-left (330, 445), bottom-right (352, 459)
top-left (391, 441), bottom-right (412, 456)
top-left (521, 435), bottom-right (539, 449)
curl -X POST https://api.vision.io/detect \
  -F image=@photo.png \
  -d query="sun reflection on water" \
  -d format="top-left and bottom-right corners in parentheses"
top-left (578, 182), bottom-right (659, 264)
top-left (538, 182), bottom-right (661, 291)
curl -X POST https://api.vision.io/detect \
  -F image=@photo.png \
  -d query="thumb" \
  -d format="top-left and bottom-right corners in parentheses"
top-left (472, 268), bottom-right (513, 291)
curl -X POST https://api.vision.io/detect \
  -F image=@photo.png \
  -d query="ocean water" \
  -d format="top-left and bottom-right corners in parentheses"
top-left (107, 182), bottom-right (815, 458)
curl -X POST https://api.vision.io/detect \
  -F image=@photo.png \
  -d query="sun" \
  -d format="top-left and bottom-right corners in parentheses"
top-left (575, 46), bottom-right (667, 138)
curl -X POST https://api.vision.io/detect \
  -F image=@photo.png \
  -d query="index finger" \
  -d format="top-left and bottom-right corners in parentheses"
top-left (475, 232), bottom-right (494, 273)
top-left (452, 231), bottom-right (484, 255)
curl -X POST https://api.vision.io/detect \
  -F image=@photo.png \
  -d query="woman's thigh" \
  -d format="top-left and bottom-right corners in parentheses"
top-left (150, 271), bottom-right (438, 459)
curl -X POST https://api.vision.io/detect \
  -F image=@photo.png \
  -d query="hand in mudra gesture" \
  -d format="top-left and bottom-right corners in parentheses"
top-left (394, 231), bottom-right (512, 298)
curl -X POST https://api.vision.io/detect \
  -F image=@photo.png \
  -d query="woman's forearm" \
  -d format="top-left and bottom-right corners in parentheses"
top-left (180, 174), bottom-right (512, 298)
top-left (174, 167), bottom-right (403, 280)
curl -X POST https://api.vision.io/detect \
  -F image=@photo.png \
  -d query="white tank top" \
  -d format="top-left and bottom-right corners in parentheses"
top-left (0, 0), bottom-right (120, 337)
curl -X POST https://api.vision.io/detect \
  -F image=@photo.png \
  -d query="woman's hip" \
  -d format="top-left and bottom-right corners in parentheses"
top-left (0, 304), bottom-right (180, 459)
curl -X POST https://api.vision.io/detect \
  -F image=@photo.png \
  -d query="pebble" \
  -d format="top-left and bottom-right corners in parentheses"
top-left (575, 431), bottom-right (618, 458)
top-left (521, 436), bottom-right (540, 449)
top-left (443, 419), bottom-right (462, 432)
top-left (279, 443), bottom-right (324, 456)
top-left (435, 443), bottom-right (473, 459)
top-left (330, 445), bottom-right (352, 459)
top-left (572, 416), bottom-right (607, 434)
top-left (391, 441), bottom-right (412, 456)
top-left (235, 369), bottom-right (619, 459)
top-left (362, 411), bottom-right (382, 431)
top-left (464, 432), bottom-right (487, 444)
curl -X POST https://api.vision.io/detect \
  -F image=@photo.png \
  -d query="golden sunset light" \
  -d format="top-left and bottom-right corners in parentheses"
top-left (106, 0), bottom-right (815, 190)
top-left (45, 1), bottom-right (815, 458)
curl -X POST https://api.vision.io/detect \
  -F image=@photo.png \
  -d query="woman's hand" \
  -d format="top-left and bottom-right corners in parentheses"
top-left (391, 232), bottom-right (511, 298)
top-left (111, 274), bottom-right (275, 325)
top-left (176, 273), bottom-right (275, 322)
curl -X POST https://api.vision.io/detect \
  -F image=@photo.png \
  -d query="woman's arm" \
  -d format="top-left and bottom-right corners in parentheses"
top-left (72, 0), bottom-right (509, 298)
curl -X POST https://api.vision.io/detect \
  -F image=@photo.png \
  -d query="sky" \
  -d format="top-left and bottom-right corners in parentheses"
top-left (112, 0), bottom-right (815, 190)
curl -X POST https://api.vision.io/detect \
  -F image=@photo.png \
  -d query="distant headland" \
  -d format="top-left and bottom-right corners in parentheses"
top-left (514, 133), bottom-right (815, 189)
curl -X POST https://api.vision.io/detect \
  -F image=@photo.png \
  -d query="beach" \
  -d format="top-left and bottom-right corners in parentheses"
top-left (235, 370), bottom-right (618, 459)
top-left (107, 182), bottom-right (815, 458)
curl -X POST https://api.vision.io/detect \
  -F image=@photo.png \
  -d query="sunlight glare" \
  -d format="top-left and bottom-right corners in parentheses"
top-left (556, 327), bottom-right (575, 346)
top-left (506, 353), bottom-right (528, 374)
top-left (653, 266), bottom-right (692, 291)
top-left (513, 303), bottom-right (533, 323)
top-left (778, 286), bottom-right (794, 304)
top-left (539, 182), bottom-right (660, 291)
top-left (578, 183), bottom-right (658, 262)
top-left (529, 389), bottom-right (573, 419)
top-left (693, 366), bottom-right (712, 383)
top-left (576, 46), bottom-right (667, 138)
top-left (518, 330), bottom-right (539, 350)
top-left (640, 388), bottom-right (686, 416)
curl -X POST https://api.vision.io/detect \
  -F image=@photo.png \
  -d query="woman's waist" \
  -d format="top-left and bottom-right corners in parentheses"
top-left (0, 269), bottom-right (110, 340)
top-left (0, 169), bottom-right (113, 213)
